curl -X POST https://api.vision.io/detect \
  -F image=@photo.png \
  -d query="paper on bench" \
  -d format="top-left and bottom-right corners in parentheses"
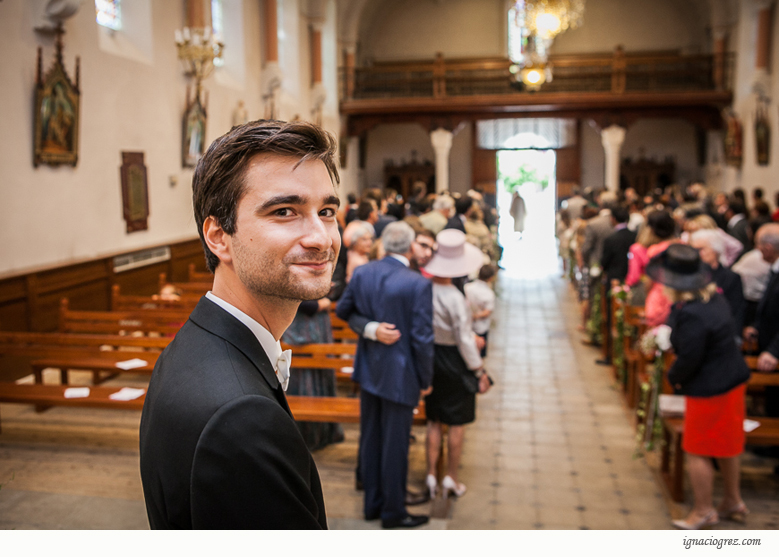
top-left (109, 387), bottom-right (146, 401)
top-left (115, 358), bottom-right (149, 370)
top-left (64, 387), bottom-right (90, 399)
top-left (340, 366), bottom-right (354, 374)
top-left (744, 419), bottom-right (761, 433)
top-left (659, 394), bottom-right (685, 416)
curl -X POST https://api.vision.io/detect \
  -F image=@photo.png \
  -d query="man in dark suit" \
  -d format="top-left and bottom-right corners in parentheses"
top-left (596, 205), bottom-right (636, 365)
top-left (726, 199), bottom-right (753, 254)
top-left (601, 205), bottom-right (637, 285)
top-left (337, 221), bottom-right (435, 529)
top-left (745, 223), bottom-right (779, 417)
top-left (445, 197), bottom-right (472, 233)
top-left (140, 120), bottom-right (341, 529)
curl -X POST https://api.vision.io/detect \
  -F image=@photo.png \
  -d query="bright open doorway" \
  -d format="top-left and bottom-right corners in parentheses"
top-left (496, 148), bottom-right (559, 279)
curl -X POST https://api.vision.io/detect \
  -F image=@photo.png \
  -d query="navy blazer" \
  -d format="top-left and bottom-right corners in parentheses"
top-left (601, 227), bottom-right (637, 283)
top-left (139, 298), bottom-right (327, 529)
top-left (336, 257), bottom-right (434, 407)
top-left (667, 294), bottom-right (750, 397)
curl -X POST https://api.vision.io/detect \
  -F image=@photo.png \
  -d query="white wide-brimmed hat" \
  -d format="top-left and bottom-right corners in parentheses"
top-left (423, 229), bottom-right (484, 278)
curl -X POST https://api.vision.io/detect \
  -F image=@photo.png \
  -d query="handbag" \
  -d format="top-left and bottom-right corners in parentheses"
top-left (462, 369), bottom-right (494, 394)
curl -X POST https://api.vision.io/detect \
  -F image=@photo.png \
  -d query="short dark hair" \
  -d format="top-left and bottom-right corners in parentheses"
top-left (192, 120), bottom-right (339, 272)
top-left (347, 193), bottom-right (357, 204)
top-left (416, 229), bottom-right (436, 242)
top-left (478, 264), bottom-right (497, 281)
top-left (455, 197), bottom-right (474, 216)
top-left (611, 205), bottom-right (629, 224)
top-left (729, 199), bottom-right (746, 216)
top-left (357, 200), bottom-right (375, 221)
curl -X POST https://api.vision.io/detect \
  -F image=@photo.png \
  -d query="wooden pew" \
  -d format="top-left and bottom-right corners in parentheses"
top-left (329, 307), bottom-right (359, 341)
top-left (622, 304), bottom-right (647, 409)
top-left (659, 358), bottom-right (779, 502)
top-left (59, 298), bottom-right (189, 336)
top-left (158, 273), bottom-right (211, 295)
top-left (0, 384), bottom-right (426, 431)
top-left (110, 284), bottom-right (199, 311)
top-left (188, 263), bottom-right (213, 283)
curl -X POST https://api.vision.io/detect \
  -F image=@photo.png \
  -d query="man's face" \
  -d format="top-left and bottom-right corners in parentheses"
top-left (229, 155), bottom-right (341, 302)
top-left (757, 236), bottom-right (778, 264)
top-left (411, 235), bottom-right (436, 268)
top-left (690, 238), bottom-right (718, 268)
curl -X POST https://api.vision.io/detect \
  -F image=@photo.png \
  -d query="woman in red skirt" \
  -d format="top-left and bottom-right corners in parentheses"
top-left (647, 244), bottom-right (751, 530)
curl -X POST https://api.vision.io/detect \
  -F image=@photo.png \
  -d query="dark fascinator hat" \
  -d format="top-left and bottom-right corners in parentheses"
top-left (645, 243), bottom-right (713, 291)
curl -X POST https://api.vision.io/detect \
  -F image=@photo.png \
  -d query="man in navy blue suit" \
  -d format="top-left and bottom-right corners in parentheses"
top-left (336, 221), bottom-right (435, 528)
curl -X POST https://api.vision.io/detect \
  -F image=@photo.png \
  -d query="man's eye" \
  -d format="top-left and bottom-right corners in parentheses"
top-left (274, 208), bottom-right (293, 216)
top-left (320, 208), bottom-right (337, 217)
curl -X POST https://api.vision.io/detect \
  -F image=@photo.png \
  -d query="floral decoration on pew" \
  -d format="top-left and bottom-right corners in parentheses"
top-left (586, 265), bottom-right (604, 346)
top-left (611, 284), bottom-right (630, 387)
top-left (634, 324), bottom-right (672, 457)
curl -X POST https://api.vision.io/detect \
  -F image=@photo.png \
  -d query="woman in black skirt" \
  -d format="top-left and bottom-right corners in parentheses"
top-left (423, 229), bottom-right (492, 499)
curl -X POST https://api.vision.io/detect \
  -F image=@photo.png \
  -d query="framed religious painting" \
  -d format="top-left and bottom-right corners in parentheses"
top-left (33, 33), bottom-right (80, 167)
top-left (120, 152), bottom-right (150, 233)
top-left (182, 87), bottom-right (207, 168)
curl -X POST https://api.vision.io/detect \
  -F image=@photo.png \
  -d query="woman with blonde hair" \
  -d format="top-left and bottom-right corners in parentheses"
top-left (646, 244), bottom-right (751, 529)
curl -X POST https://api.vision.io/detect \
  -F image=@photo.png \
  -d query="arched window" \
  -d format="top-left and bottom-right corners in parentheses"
top-left (95, 0), bottom-right (122, 31)
top-left (211, 0), bottom-right (225, 67)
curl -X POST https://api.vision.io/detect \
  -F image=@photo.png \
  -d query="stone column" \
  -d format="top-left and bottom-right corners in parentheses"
top-left (600, 125), bottom-right (626, 192)
top-left (430, 128), bottom-right (453, 194)
top-left (343, 43), bottom-right (356, 99)
top-left (753, 0), bottom-right (774, 95)
top-left (186, 0), bottom-right (206, 28)
top-left (262, 0), bottom-right (282, 119)
top-left (264, 0), bottom-right (278, 64)
top-left (310, 23), bottom-right (323, 85)
top-left (712, 27), bottom-right (728, 90)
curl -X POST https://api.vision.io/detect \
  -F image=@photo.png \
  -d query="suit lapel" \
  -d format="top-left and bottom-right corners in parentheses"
top-left (188, 297), bottom-right (291, 414)
top-left (756, 270), bottom-right (778, 323)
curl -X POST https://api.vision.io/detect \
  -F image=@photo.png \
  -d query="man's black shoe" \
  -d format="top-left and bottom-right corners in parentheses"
top-left (405, 488), bottom-right (430, 506)
top-left (381, 514), bottom-right (429, 529)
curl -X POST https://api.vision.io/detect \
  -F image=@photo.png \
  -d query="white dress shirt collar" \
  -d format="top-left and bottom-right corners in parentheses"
top-left (388, 253), bottom-right (410, 267)
top-left (728, 213), bottom-right (745, 229)
top-left (205, 291), bottom-right (283, 371)
top-left (772, 258), bottom-right (779, 274)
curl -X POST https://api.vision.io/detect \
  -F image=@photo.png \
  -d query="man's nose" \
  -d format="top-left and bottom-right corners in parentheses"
top-left (301, 214), bottom-right (333, 251)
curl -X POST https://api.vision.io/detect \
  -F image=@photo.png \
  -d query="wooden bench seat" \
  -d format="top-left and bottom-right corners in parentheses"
top-left (31, 354), bottom-right (158, 385)
top-left (110, 285), bottom-right (200, 311)
top-left (0, 384), bottom-right (426, 430)
top-left (660, 415), bottom-right (779, 503)
top-left (59, 299), bottom-right (190, 336)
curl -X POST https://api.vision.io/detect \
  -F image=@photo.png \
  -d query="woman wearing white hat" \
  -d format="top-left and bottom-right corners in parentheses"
top-left (423, 229), bottom-right (493, 500)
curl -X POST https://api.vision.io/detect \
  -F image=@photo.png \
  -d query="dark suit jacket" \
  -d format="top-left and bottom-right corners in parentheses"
top-left (667, 294), bottom-right (750, 397)
top-left (712, 265), bottom-right (745, 334)
top-left (139, 298), bottom-right (327, 529)
top-left (728, 216), bottom-right (753, 253)
top-left (754, 269), bottom-right (779, 358)
top-left (445, 215), bottom-right (467, 233)
top-left (336, 257), bottom-right (434, 407)
top-left (600, 227), bottom-right (637, 283)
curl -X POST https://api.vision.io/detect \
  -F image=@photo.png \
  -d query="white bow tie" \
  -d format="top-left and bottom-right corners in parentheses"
top-left (276, 349), bottom-right (292, 391)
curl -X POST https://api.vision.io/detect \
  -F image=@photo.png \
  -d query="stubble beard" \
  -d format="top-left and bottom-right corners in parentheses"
top-left (233, 239), bottom-right (335, 302)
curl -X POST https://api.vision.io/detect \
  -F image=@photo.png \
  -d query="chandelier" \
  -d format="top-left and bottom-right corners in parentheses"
top-left (510, 0), bottom-right (584, 90)
top-left (516, 0), bottom-right (585, 41)
top-left (175, 27), bottom-right (224, 95)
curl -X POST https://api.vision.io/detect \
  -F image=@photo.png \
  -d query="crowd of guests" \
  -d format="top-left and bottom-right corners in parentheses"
top-left (283, 184), bottom-right (502, 528)
top-left (558, 183), bottom-right (779, 530)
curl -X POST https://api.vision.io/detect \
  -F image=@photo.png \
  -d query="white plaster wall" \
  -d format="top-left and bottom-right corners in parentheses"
top-left (552, 0), bottom-right (707, 54)
top-left (0, 0), bottom-right (340, 275)
top-left (622, 119), bottom-right (702, 185)
top-left (450, 124), bottom-right (473, 195)
top-left (580, 123), bottom-right (605, 191)
top-left (365, 123), bottom-right (435, 188)
top-left (359, 0), bottom-right (505, 62)
top-left (724, 1), bottom-right (779, 200)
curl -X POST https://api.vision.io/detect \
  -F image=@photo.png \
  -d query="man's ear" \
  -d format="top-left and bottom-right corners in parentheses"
top-left (203, 216), bottom-right (233, 266)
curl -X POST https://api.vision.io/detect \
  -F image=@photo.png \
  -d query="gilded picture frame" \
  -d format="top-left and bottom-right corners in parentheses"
top-left (33, 33), bottom-right (80, 168)
top-left (120, 152), bottom-right (150, 233)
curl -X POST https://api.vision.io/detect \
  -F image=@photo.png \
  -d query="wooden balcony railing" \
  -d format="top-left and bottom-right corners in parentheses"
top-left (340, 48), bottom-right (734, 102)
